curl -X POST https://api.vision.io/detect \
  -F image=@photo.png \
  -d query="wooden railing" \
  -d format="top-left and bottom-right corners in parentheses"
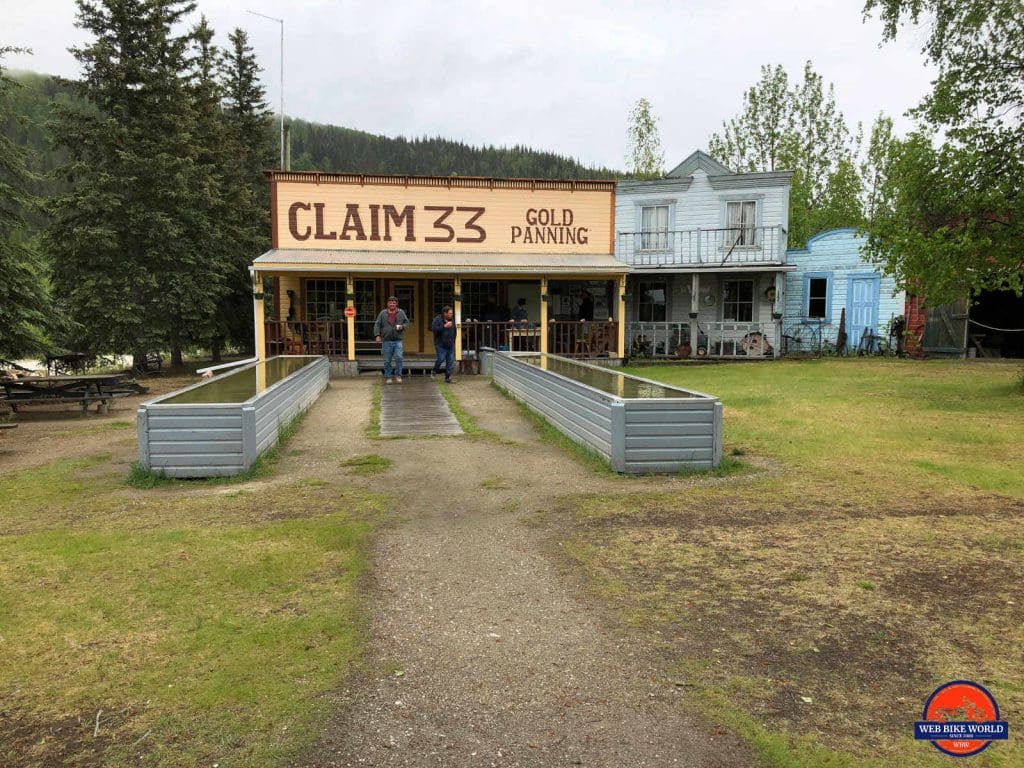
top-left (616, 225), bottom-right (786, 267)
top-left (458, 320), bottom-right (620, 358)
top-left (264, 321), bottom-right (347, 357)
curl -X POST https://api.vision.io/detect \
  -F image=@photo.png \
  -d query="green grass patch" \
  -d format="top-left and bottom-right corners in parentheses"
top-left (436, 382), bottom-right (486, 437)
top-left (551, 360), bottom-right (1024, 767)
top-left (0, 450), bottom-right (385, 767)
top-left (54, 420), bottom-right (134, 437)
top-left (341, 453), bottom-right (393, 475)
top-left (365, 385), bottom-right (382, 438)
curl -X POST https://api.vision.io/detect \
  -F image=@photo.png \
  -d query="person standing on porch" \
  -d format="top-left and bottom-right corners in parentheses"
top-left (374, 296), bottom-right (409, 384)
top-left (431, 305), bottom-right (456, 384)
top-left (578, 289), bottom-right (594, 321)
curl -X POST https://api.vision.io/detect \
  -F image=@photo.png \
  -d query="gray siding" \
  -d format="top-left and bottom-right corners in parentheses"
top-left (490, 352), bottom-right (721, 473)
top-left (137, 356), bottom-right (329, 478)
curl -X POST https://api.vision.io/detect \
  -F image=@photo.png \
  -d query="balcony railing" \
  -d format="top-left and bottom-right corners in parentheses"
top-left (627, 321), bottom-right (778, 359)
top-left (459, 320), bottom-right (620, 358)
top-left (616, 226), bottom-right (786, 267)
top-left (626, 322), bottom-right (691, 358)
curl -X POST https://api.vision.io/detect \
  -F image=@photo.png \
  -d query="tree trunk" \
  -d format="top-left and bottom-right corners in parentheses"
top-left (170, 329), bottom-right (184, 369)
top-left (211, 336), bottom-right (223, 363)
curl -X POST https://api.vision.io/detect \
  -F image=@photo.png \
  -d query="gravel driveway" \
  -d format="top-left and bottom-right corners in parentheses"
top-left (295, 377), bottom-right (756, 768)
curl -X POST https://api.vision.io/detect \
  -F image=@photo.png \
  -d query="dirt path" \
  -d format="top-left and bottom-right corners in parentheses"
top-left (294, 378), bottom-right (756, 767)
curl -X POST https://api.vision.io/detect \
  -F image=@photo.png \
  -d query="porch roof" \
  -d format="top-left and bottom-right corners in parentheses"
top-left (629, 264), bottom-right (798, 274)
top-left (253, 249), bottom-right (630, 275)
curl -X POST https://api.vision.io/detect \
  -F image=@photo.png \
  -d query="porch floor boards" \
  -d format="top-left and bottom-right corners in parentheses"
top-left (379, 378), bottom-right (463, 437)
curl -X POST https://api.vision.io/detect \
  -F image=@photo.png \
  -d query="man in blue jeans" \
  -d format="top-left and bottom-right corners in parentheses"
top-left (431, 305), bottom-right (456, 383)
top-left (373, 296), bottom-right (409, 383)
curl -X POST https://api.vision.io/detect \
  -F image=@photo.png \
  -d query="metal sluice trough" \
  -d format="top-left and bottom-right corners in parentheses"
top-left (485, 351), bottom-right (722, 473)
top-left (136, 356), bottom-right (329, 478)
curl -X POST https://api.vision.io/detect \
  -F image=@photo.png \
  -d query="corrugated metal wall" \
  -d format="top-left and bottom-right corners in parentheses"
top-left (138, 357), bottom-right (329, 478)
top-left (490, 352), bottom-right (721, 473)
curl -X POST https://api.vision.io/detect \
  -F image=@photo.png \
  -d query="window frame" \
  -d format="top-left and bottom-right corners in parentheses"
top-left (304, 278), bottom-right (347, 321)
top-left (634, 199), bottom-right (675, 252)
top-left (637, 279), bottom-right (668, 322)
top-left (719, 195), bottom-right (763, 248)
top-left (722, 279), bottom-right (755, 322)
top-left (802, 272), bottom-right (833, 322)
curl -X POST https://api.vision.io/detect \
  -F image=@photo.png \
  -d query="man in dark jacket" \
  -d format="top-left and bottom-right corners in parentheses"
top-left (431, 305), bottom-right (456, 383)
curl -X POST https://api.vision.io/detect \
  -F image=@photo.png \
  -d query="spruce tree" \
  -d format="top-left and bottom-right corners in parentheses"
top-left (217, 27), bottom-right (274, 356)
top-left (0, 47), bottom-right (52, 360)
top-left (47, 0), bottom-right (224, 367)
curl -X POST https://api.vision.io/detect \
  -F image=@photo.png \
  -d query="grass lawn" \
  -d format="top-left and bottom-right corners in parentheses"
top-left (554, 359), bottom-right (1024, 767)
top-left (0, 449), bottom-right (385, 766)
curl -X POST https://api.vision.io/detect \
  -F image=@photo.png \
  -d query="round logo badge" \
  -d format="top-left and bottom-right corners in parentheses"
top-left (914, 680), bottom-right (1009, 757)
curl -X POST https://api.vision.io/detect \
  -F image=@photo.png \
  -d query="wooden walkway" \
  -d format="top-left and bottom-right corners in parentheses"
top-left (379, 378), bottom-right (463, 437)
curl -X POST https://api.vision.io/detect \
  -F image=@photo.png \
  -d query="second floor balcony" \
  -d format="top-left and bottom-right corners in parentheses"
top-left (616, 225), bottom-right (787, 268)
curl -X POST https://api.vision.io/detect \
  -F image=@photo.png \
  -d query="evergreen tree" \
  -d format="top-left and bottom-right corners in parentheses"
top-left (46, 0), bottom-right (226, 367)
top-left (216, 27), bottom-right (274, 356)
top-left (0, 47), bottom-right (52, 359)
top-left (625, 97), bottom-right (664, 180)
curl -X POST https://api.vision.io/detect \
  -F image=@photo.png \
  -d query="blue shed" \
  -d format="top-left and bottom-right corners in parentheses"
top-left (783, 229), bottom-right (905, 354)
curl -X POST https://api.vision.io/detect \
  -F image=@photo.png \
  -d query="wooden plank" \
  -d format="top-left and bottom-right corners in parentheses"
top-left (379, 379), bottom-right (462, 436)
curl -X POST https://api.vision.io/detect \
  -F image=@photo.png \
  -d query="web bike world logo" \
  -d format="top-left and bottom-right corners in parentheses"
top-left (914, 680), bottom-right (1009, 757)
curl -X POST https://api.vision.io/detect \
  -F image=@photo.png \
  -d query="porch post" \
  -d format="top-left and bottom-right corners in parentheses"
top-left (617, 274), bottom-right (627, 358)
top-left (346, 274), bottom-right (356, 362)
top-left (773, 272), bottom-right (784, 359)
top-left (253, 268), bottom-right (266, 361)
top-left (540, 276), bottom-right (549, 355)
top-left (690, 273), bottom-right (700, 351)
top-left (454, 275), bottom-right (463, 362)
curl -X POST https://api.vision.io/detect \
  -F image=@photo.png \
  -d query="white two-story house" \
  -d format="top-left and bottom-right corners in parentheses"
top-left (615, 150), bottom-right (794, 358)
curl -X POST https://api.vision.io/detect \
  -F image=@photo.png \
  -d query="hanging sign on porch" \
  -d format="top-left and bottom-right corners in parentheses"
top-left (270, 173), bottom-right (614, 255)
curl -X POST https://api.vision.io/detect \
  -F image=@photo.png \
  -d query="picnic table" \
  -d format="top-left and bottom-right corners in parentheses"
top-left (0, 373), bottom-right (148, 414)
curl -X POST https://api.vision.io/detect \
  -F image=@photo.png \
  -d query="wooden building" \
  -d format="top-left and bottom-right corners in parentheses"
top-left (251, 172), bottom-right (629, 372)
top-left (783, 229), bottom-right (906, 354)
top-left (614, 151), bottom-right (794, 359)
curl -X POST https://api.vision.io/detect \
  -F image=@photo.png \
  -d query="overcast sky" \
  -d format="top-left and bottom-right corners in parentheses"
top-left (2, 0), bottom-right (935, 171)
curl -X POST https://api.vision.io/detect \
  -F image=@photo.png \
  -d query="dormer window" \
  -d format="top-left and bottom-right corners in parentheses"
top-left (726, 200), bottom-right (757, 246)
top-left (640, 204), bottom-right (670, 250)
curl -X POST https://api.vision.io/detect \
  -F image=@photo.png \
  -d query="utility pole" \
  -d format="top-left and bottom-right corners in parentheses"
top-left (247, 10), bottom-right (285, 169)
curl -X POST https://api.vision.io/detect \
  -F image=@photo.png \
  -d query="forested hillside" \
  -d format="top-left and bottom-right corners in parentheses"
top-left (5, 71), bottom-right (620, 182)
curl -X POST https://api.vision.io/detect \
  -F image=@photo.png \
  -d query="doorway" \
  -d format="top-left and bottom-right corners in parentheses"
top-left (388, 281), bottom-right (421, 353)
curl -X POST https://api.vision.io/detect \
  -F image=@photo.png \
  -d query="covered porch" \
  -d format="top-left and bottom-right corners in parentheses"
top-left (251, 250), bottom-right (631, 372)
top-left (624, 265), bottom-right (796, 360)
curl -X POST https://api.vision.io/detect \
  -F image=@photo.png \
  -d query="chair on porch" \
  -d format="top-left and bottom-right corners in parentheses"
top-left (575, 324), bottom-right (611, 357)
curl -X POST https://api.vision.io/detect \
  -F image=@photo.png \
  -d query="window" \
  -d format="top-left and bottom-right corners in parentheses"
top-left (807, 278), bottom-right (828, 319)
top-left (803, 274), bottom-right (831, 321)
top-left (431, 280), bottom-right (454, 317)
top-left (726, 201), bottom-right (757, 246)
top-left (637, 280), bottom-right (667, 322)
top-left (462, 280), bottom-right (500, 321)
top-left (723, 279), bottom-right (754, 322)
top-left (305, 279), bottom-right (347, 320)
top-left (640, 204), bottom-right (670, 250)
top-left (354, 280), bottom-right (375, 340)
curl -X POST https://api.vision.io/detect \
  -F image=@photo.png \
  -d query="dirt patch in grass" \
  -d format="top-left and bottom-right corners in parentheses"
top-left (548, 490), bottom-right (1024, 765)
top-left (0, 707), bottom-right (140, 768)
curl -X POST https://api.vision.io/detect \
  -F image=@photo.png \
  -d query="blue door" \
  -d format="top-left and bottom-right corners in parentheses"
top-left (849, 275), bottom-right (880, 350)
